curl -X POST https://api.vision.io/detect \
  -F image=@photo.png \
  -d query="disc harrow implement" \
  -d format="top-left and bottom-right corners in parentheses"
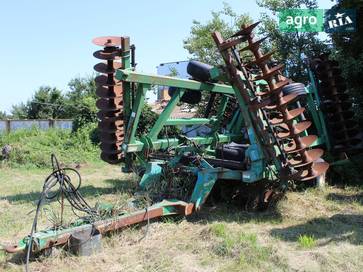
top-left (93, 36), bottom-right (125, 164)
top-left (213, 22), bottom-right (329, 181)
top-left (4, 18), bottom-right (350, 264)
top-left (310, 53), bottom-right (362, 152)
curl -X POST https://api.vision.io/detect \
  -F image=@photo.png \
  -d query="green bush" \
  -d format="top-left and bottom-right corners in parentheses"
top-left (0, 127), bottom-right (99, 168)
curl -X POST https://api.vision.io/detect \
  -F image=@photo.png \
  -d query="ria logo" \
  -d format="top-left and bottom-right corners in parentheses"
top-left (328, 12), bottom-right (352, 28)
top-left (278, 8), bottom-right (356, 33)
top-left (324, 9), bottom-right (356, 32)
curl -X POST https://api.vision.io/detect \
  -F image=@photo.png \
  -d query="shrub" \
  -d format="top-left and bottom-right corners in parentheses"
top-left (0, 127), bottom-right (99, 168)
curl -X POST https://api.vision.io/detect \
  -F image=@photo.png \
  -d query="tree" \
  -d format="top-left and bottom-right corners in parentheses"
top-left (70, 95), bottom-right (98, 131)
top-left (184, 2), bottom-right (252, 66)
top-left (10, 76), bottom-right (98, 129)
top-left (328, 0), bottom-right (363, 125)
top-left (11, 103), bottom-right (28, 119)
top-left (64, 76), bottom-right (98, 131)
top-left (66, 76), bottom-right (97, 102)
top-left (0, 111), bottom-right (7, 119)
top-left (10, 87), bottom-right (68, 119)
top-left (183, 3), bottom-right (252, 116)
top-left (257, 0), bottom-right (329, 83)
top-left (27, 86), bottom-right (68, 119)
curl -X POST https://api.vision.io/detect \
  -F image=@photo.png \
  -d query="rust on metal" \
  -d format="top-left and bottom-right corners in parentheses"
top-left (238, 23), bottom-right (328, 181)
top-left (94, 62), bottom-right (123, 74)
top-left (92, 36), bottom-right (123, 47)
top-left (213, 22), bottom-right (329, 181)
top-left (311, 53), bottom-right (361, 151)
top-left (3, 202), bottom-right (194, 253)
top-left (93, 36), bottom-right (125, 163)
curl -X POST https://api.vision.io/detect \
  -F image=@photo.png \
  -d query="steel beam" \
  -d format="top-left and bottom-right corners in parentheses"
top-left (164, 118), bottom-right (211, 126)
top-left (116, 69), bottom-right (235, 95)
top-left (123, 134), bottom-right (243, 153)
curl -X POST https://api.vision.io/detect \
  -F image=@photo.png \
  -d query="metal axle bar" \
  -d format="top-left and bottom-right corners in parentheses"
top-left (124, 134), bottom-right (242, 152)
top-left (1, 200), bottom-right (194, 254)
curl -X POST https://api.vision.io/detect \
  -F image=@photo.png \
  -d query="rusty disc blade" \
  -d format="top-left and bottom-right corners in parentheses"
top-left (278, 93), bottom-right (299, 107)
top-left (97, 110), bottom-right (122, 119)
top-left (266, 93), bottom-right (298, 110)
top-left (96, 85), bottom-right (123, 98)
top-left (231, 21), bottom-right (260, 37)
top-left (99, 131), bottom-right (124, 143)
top-left (320, 81), bottom-right (346, 90)
top-left (240, 36), bottom-right (268, 53)
top-left (293, 121), bottom-right (312, 134)
top-left (321, 75), bottom-right (345, 84)
top-left (92, 36), bottom-right (123, 47)
top-left (247, 50), bottom-right (275, 66)
top-left (325, 111), bottom-right (353, 123)
top-left (322, 101), bottom-right (351, 112)
top-left (254, 64), bottom-right (284, 81)
top-left (330, 120), bottom-right (358, 131)
top-left (276, 121), bottom-right (311, 139)
top-left (99, 115), bottom-right (123, 123)
top-left (95, 75), bottom-right (121, 87)
top-left (349, 138), bottom-right (363, 146)
top-left (93, 50), bottom-right (121, 60)
top-left (100, 152), bottom-right (123, 164)
top-left (319, 87), bottom-right (347, 96)
top-left (284, 135), bottom-right (318, 153)
top-left (288, 148), bottom-right (324, 167)
top-left (98, 126), bottom-right (124, 134)
top-left (326, 93), bottom-right (350, 103)
top-left (334, 137), bottom-right (362, 147)
top-left (220, 36), bottom-right (249, 50)
top-left (100, 142), bottom-right (123, 154)
top-left (317, 66), bottom-right (342, 77)
top-left (94, 62), bottom-right (122, 74)
top-left (275, 123), bottom-right (290, 139)
top-left (334, 94), bottom-right (351, 102)
top-left (96, 98), bottom-right (123, 111)
top-left (270, 107), bottom-right (305, 125)
top-left (255, 79), bottom-right (289, 97)
top-left (271, 79), bottom-right (290, 93)
top-left (98, 119), bottom-right (124, 131)
top-left (299, 162), bottom-right (329, 181)
top-left (332, 127), bottom-right (360, 140)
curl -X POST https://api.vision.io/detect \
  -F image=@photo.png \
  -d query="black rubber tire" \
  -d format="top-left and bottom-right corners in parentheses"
top-left (187, 60), bottom-right (214, 82)
top-left (282, 83), bottom-right (307, 96)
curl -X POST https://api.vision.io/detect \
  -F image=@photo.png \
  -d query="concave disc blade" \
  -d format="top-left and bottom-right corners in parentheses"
top-left (94, 62), bottom-right (122, 74)
top-left (96, 85), bottom-right (123, 98)
top-left (92, 36), bottom-right (123, 47)
top-left (284, 135), bottom-right (317, 153)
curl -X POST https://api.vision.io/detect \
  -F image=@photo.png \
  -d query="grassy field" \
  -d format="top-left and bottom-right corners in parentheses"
top-left (0, 163), bottom-right (362, 272)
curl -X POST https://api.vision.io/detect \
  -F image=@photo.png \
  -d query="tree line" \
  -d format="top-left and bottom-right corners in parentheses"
top-left (184, 0), bottom-right (362, 125)
top-left (1, 77), bottom-right (98, 132)
top-left (1, 0), bottom-right (362, 130)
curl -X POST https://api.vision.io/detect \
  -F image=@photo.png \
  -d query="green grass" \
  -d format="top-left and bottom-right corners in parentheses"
top-left (0, 126), bottom-right (99, 168)
top-left (210, 223), bottom-right (227, 238)
top-left (0, 163), bottom-right (362, 271)
top-left (298, 234), bottom-right (317, 249)
top-left (209, 223), bottom-right (281, 271)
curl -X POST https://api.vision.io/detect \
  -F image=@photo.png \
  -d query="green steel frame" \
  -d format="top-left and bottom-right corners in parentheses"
top-left (306, 66), bottom-right (331, 150)
top-left (112, 50), bottom-right (331, 210)
top-left (116, 68), bottom-right (270, 208)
